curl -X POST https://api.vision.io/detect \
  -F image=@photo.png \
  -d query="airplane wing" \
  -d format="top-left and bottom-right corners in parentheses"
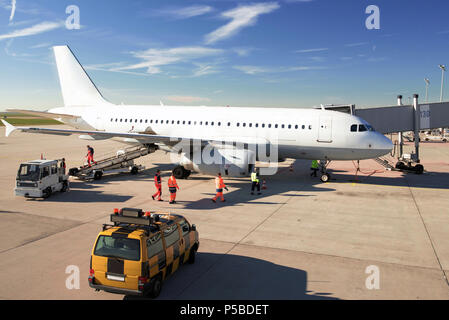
top-left (1, 120), bottom-right (270, 146)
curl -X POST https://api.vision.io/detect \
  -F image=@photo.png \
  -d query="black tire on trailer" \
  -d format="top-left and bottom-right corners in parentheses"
top-left (93, 171), bottom-right (103, 180)
top-left (131, 166), bottom-right (139, 175)
top-left (395, 162), bottom-right (405, 170)
top-left (414, 164), bottom-right (424, 175)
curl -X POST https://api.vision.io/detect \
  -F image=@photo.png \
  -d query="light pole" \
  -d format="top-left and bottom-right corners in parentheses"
top-left (439, 64), bottom-right (446, 102)
top-left (424, 78), bottom-right (430, 102)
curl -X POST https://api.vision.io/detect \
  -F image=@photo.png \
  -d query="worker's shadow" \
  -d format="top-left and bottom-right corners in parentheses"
top-left (124, 252), bottom-right (338, 300)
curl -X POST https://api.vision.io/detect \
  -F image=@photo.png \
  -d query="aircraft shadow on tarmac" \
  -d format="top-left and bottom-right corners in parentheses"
top-left (124, 252), bottom-right (338, 300)
top-left (31, 181), bottom-right (133, 203)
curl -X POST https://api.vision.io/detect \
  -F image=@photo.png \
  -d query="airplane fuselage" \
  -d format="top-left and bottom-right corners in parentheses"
top-left (49, 104), bottom-right (393, 161)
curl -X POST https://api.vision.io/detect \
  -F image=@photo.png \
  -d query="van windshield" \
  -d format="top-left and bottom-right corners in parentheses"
top-left (17, 164), bottom-right (40, 181)
top-left (94, 235), bottom-right (140, 261)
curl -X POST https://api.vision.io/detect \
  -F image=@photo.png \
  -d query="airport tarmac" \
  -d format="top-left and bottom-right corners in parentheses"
top-left (0, 126), bottom-right (448, 300)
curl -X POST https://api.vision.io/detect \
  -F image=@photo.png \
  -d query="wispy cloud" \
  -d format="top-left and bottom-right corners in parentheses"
top-left (9, 0), bottom-right (16, 23)
top-left (204, 2), bottom-right (280, 45)
top-left (0, 21), bottom-right (63, 41)
top-left (345, 42), bottom-right (369, 47)
top-left (295, 47), bottom-right (328, 53)
top-left (234, 64), bottom-right (326, 75)
top-left (153, 5), bottom-right (213, 19)
top-left (116, 46), bottom-right (224, 75)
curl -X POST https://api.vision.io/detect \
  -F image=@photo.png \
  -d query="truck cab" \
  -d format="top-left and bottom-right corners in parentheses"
top-left (89, 208), bottom-right (199, 298)
top-left (15, 159), bottom-right (69, 198)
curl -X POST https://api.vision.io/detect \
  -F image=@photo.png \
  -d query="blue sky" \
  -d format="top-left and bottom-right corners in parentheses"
top-left (1, 0), bottom-right (449, 110)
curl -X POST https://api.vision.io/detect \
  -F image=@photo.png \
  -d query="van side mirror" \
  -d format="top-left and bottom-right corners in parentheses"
top-left (191, 224), bottom-right (197, 232)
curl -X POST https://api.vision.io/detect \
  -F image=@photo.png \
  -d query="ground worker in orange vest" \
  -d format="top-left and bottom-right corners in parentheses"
top-left (212, 173), bottom-right (228, 203)
top-left (168, 173), bottom-right (180, 204)
top-left (152, 169), bottom-right (163, 201)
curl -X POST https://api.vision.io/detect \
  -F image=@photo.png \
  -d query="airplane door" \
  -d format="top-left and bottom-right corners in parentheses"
top-left (317, 117), bottom-right (332, 143)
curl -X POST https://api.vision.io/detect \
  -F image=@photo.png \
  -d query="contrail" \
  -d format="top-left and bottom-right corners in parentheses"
top-left (9, 0), bottom-right (17, 23)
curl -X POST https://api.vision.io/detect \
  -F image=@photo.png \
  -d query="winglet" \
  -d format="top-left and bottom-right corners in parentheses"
top-left (1, 119), bottom-right (17, 137)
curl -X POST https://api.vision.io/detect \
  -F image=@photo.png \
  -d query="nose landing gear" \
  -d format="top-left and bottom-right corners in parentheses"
top-left (319, 160), bottom-right (331, 183)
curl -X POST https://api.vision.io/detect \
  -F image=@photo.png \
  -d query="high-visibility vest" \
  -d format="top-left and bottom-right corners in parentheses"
top-left (311, 160), bottom-right (319, 169)
top-left (251, 172), bottom-right (259, 183)
top-left (215, 177), bottom-right (225, 189)
top-left (154, 174), bottom-right (161, 185)
top-left (168, 176), bottom-right (178, 188)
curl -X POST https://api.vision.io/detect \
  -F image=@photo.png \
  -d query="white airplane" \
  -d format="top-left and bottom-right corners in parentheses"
top-left (2, 45), bottom-right (393, 182)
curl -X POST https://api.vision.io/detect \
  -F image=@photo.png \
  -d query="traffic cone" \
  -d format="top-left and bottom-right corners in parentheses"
top-left (262, 179), bottom-right (267, 190)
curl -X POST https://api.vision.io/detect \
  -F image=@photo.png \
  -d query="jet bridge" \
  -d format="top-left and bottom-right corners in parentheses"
top-left (352, 94), bottom-right (449, 174)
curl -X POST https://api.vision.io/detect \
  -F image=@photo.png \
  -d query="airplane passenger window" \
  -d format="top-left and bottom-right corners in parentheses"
top-left (183, 121), bottom-right (186, 125)
top-left (262, 124), bottom-right (265, 128)
top-left (205, 121), bottom-right (208, 125)
top-left (295, 125), bottom-right (298, 129)
top-left (249, 123), bottom-right (252, 127)
top-left (227, 122), bottom-right (231, 126)
top-left (282, 124), bottom-right (285, 129)
top-left (200, 121), bottom-right (203, 125)
top-left (351, 124), bottom-right (357, 132)
top-left (268, 124), bottom-right (272, 128)
top-left (165, 120), bottom-right (168, 124)
top-left (288, 125), bottom-right (291, 129)
top-left (155, 120), bottom-right (158, 124)
top-left (218, 122), bottom-right (221, 126)
top-left (309, 125), bottom-right (312, 130)
top-left (302, 125), bottom-right (305, 129)
top-left (211, 122), bottom-right (214, 126)
top-left (188, 121), bottom-right (191, 125)
top-left (243, 123), bottom-right (246, 127)
top-left (256, 124), bottom-right (259, 128)
top-left (145, 120), bottom-right (148, 123)
top-left (135, 119), bottom-right (138, 123)
top-left (172, 120), bottom-right (174, 124)
top-left (359, 124), bottom-right (367, 132)
top-left (140, 119), bottom-right (143, 123)
top-left (125, 119), bottom-right (128, 122)
top-left (120, 119), bottom-right (123, 122)
top-left (150, 120), bottom-right (153, 123)
top-left (237, 123), bottom-right (240, 127)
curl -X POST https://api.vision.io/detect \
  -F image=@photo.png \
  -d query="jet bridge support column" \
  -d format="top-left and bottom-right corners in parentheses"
top-left (413, 94), bottom-right (420, 163)
top-left (397, 95), bottom-right (404, 157)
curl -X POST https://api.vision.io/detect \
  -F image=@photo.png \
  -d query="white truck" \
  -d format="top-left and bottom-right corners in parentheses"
top-left (15, 159), bottom-right (69, 198)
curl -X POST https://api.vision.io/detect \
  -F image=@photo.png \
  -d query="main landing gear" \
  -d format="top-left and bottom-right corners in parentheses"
top-left (172, 165), bottom-right (191, 179)
top-left (319, 160), bottom-right (331, 183)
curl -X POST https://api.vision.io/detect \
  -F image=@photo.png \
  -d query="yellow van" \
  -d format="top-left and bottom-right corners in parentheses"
top-left (88, 208), bottom-right (199, 298)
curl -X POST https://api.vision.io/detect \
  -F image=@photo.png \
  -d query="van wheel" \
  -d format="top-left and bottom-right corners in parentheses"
top-left (43, 187), bottom-right (52, 199)
top-left (61, 181), bottom-right (68, 192)
top-left (147, 275), bottom-right (162, 299)
top-left (188, 247), bottom-right (197, 264)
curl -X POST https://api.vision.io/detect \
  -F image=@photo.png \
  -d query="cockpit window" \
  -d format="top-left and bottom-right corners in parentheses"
top-left (350, 124), bottom-right (357, 132)
top-left (366, 124), bottom-right (375, 132)
top-left (359, 124), bottom-right (367, 132)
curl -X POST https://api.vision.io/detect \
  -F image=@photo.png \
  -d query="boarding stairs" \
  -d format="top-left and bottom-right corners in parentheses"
top-left (373, 156), bottom-right (396, 171)
top-left (69, 144), bottom-right (157, 180)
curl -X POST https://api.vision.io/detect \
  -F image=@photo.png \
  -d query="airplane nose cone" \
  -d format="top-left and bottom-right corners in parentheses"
top-left (376, 134), bottom-right (393, 155)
